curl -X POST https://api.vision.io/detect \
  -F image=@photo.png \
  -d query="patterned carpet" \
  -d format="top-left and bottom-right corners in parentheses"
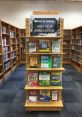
top-left (0, 64), bottom-right (82, 117)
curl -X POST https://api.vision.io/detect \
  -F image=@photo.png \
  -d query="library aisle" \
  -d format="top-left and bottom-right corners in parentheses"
top-left (0, 64), bottom-right (82, 117)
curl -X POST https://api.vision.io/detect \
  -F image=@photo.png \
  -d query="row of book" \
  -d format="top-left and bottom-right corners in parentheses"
top-left (3, 54), bottom-right (9, 62)
top-left (28, 90), bottom-right (58, 102)
top-left (4, 61), bottom-right (11, 71)
top-left (10, 31), bottom-right (15, 38)
top-left (30, 55), bottom-right (61, 68)
top-left (3, 47), bottom-right (9, 53)
top-left (2, 26), bottom-right (7, 34)
top-left (28, 72), bottom-right (62, 86)
top-left (11, 52), bottom-right (16, 58)
top-left (29, 40), bottom-right (60, 53)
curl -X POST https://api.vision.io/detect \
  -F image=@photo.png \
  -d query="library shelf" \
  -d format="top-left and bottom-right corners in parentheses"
top-left (4, 58), bottom-right (11, 63)
top-left (0, 72), bottom-right (3, 77)
top-left (0, 19), bottom-right (21, 80)
top-left (63, 29), bottom-right (71, 64)
top-left (25, 100), bottom-right (63, 111)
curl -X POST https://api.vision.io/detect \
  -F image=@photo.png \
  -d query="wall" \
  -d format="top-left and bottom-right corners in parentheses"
top-left (0, 0), bottom-right (82, 29)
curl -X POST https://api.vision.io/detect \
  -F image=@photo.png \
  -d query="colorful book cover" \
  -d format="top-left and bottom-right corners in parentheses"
top-left (39, 40), bottom-right (50, 52)
top-left (39, 72), bottom-right (50, 86)
top-left (51, 80), bottom-right (62, 86)
top-left (29, 42), bottom-right (36, 53)
top-left (29, 90), bottom-right (37, 102)
top-left (41, 55), bottom-right (51, 68)
top-left (52, 55), bottom-right (61, 68)
top-left (30, 56), bottom-right (38, 68)
top-left (39, 90), bottom-right (50, 102)
top-left (52, 40), bottom-right (60, 53)
top-left (28, 72), bottom-right (38, 86)
top-left (52, 91), bottom-right (58, 101)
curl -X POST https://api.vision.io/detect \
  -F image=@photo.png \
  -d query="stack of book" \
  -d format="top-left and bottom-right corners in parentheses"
top-left (2, 26), bottom-right (7, 34)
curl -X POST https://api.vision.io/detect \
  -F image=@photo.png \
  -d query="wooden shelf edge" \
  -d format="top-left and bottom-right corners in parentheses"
top-left (25, 100), bottom-right (63, 109)
top-left (25, 85), bottom-right (63, 90)
top-left (26, 52), bottom-right (65, 55)
top-left (26, 68), bottom-right (65, 71)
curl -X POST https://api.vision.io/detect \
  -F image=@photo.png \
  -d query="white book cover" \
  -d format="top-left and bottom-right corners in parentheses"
top-left (52, 91), bottom-right (58, 101)
top-left (52, 40), bottom-right (60, 53)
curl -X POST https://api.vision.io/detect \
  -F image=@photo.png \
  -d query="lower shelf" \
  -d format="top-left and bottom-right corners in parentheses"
top-left (25, 100), bottom-right (63, 111)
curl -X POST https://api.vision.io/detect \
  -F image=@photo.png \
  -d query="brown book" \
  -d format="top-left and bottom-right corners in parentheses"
top-left (30, 56), bottom-right (38, 68)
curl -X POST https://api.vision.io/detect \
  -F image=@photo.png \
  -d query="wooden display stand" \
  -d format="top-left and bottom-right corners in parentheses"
top-left (25, 11), bottom-right (64, 111)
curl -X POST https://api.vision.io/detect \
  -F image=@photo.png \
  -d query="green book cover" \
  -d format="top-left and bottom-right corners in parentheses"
top-left (39, 72), bottom-right (50, 86)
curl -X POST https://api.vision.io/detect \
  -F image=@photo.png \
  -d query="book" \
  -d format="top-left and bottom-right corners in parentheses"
top-left (52, 40), bottom-right (60, 53)
top-left (29, 90), bottom-right (37, 102)
top-left (52, 91), bottom-right (58, 101)
top-left (51, 80), bottom-right (62, 86)
top-left (39, 40), bottom-right (50, 52)
top-left (28, 72), bottom-right (38, 86)
top-left (30, 56), bottom-right (38, 68)
top-left (39, 90), bottom-right (50, 102)
top-left (41, 55), bottom-right (51, 68)
top-left (39, 72), bottom-right (50, 86)
top-left (29, 42), bottom-right (36, 53)
top-left (52, 55), bottom-right (61, 68)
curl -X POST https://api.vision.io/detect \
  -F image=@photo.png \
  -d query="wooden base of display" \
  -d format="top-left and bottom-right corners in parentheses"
top-left (25, 100), bottom-right (63, 111)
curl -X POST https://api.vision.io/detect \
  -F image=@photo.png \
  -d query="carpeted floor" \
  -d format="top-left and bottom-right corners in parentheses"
top-left (0, 64), bottom-right (82, 117)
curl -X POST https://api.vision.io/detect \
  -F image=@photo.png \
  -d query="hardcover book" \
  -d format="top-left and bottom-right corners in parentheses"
top-left (39, 40), bottom-right (50, 52)
top-left (52, 55), bottom-right (61, 68)
top-left (29, 42), bottom-right (36, 53)
top-left (29, 90), bottom-right (37, 102)
top-left (51, 80), bottom-right (62, 86)
top-left (30, 56), bottom-right (38, 68)
top-left (52, 40), bottom-right (60, 53)
top-left (39, 72), bottom-right (50, 86)
top-left (28, 72), bottom-right (38, 86)
top-left (52, 91), bottom-right (58, 101)
top-left (39, 90), bottom-right (50, 102)
top-left (41, 55), bottom-right (51, 68)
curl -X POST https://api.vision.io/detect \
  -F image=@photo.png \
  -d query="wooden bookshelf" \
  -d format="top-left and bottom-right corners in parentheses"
top-left (0, 19), bottom-right (21, 80)
top-left (20, 29), bottom-right (26, 63)
top-left (63, 29), bottom-right (71, 64)
top-left (25, 11), bottom-right (64, 111)
top-left (71, 26), bottom-right (82, 73)
top-left (16, 28), bottom-right (21, 65)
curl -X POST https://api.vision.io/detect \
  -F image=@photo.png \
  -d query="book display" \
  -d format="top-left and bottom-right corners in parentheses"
top-left (71, 26), bottom-right (82, 73)
top-left (0, 19), bottom-right (21, 80)
top-left (25, 11), bottom-right (64, 111)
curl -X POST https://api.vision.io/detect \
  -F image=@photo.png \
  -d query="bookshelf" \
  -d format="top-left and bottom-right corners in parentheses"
top-left (25, 11), bottom-right (64, 111)
top-left (20, 29), bottom-right (26, 63)
top-left (16, 28), bottom-right (21, 65)
top-left (63, 29), bottom-right (71, 64)
top-left (0, 19), bottom-right (21, 81)
top-left (71, 26), bottom-right (82, 73)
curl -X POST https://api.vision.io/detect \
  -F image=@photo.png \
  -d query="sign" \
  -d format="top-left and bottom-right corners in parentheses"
top-left (31, 18), bottom-right (60, 36)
